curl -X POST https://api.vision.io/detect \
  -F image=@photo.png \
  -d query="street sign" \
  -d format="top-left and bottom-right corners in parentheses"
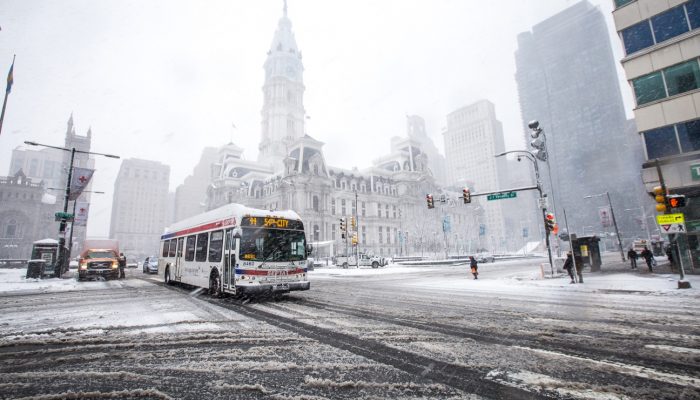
top-left (487, 191), bottom-right (517, 201)
top-left (54, 212), bottom-right (74, 221)
top-left (538, 197), bottom-right (548, 209)
top-left (656, 213), bottom-right (684, 225)
top-left (660, 223), bottom-right (686, 234)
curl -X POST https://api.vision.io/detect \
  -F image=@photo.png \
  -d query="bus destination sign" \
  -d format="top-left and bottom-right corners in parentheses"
top-left (242, 216), bottom-right (303, 230)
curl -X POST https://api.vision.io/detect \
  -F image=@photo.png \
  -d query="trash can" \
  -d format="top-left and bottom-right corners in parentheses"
top-left (26, 259), bottom-right (47, 279)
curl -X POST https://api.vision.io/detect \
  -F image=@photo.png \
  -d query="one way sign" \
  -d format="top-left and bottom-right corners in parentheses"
top-left (661, 223), bottom-right (686, 234)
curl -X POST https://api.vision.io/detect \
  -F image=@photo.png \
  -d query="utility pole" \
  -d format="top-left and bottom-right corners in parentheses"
top-left (354, 191), bottom-right (359, 268)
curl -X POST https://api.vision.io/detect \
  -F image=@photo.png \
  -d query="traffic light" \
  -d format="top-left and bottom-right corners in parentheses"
top-left (653, 186), bottom-right (667, 213)
top-left (351, 216), bottom-right (356, 229)
top-left (426, 194), bottom-right (434, 209)
top-left (351, 233), bottom-right (358, 245)
top-left (544, 213), bottom-right (555, 232)
top-left (668, 194), bottom-right (687, 208)
top-left (462, 188), bottom-right (471, 204)
top-left (339, 218), bottom-right (346, 239)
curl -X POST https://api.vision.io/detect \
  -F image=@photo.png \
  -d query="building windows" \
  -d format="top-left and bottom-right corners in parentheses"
top-left (313, 195), bottom-right (319, 211)
top-left (645, 118), bottom-right (700, 158)
top-left (614, 0), bottom-right (634, 8)
top-left (665, 61), bottom-right (700, 96)
top-left (332, 224), bottom-right (336, 241)
top-left (5, 219), bottom-right (18, 237)
top-left (362, 226), bottom-right (366, 244)
top-left (341, 199), bottom-right (346, 215)
top-left (331, 199), bottom-right (336, 215)
top-left (621, 1), bottom-right (699, 55)
top-left (378, 226), bottom-right (383, 244)
top-left (377, 203), bottom-right (381, 218)
top-left (385, 205), bottom-right (389, 219)
top-left (361, 201), bottom-right (366, 217)
top-left (632, 60), bottom-right (700, 106)
top-left (678, 119), bottom-right (700, 152)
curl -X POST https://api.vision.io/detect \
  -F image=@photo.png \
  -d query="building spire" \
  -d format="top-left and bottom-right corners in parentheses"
top-left (283, 0), bottom-right (287, 17)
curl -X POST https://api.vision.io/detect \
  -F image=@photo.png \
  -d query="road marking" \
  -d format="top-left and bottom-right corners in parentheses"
top-left (514, 346), bottom-right (700, 388)
top-left (645, 344), bottom-right (700, 355)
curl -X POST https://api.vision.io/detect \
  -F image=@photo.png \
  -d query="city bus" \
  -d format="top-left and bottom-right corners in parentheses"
top-left (159, 203), bottom-right (310, 296)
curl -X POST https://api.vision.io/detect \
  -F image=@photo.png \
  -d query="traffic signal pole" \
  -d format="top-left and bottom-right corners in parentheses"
top-left (655, 159), bottom-right (689, 287)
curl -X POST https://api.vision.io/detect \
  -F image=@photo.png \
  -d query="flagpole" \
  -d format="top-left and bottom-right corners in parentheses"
top-left (0, 55), bottom-right (15, 137)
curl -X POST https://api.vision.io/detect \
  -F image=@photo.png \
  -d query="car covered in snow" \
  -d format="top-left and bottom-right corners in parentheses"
top-left (142, 256), bottom-right (159, 274)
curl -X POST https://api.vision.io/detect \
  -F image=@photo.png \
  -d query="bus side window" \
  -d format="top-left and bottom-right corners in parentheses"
top-left (185, 235), bottom-right (196, 261)
top-left (168, 239), bottom-right (176, 257)
top-left (161, 241), bottom-right (168, 257)
top-left (209, 231), bottom-right (223, 262)
top-left (195, 233), bottom-right (208, 262)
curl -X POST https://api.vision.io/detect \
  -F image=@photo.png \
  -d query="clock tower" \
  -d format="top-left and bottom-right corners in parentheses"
top-left (258, 0), bottom-right (306, 172)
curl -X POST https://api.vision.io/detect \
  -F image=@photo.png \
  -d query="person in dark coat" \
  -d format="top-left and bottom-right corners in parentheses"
top-left (665, 245), bottom-right (675, 268)
top-left (640, 246), bottom-right (653, 272)
top-left (469, 256), bottom-right (478, 280)
top-left (118, 253), bottom-right (126, 279)
top-left (563, 252), bottom-right (575, 284)
top-left (627, 248), bottom-right (638, 269)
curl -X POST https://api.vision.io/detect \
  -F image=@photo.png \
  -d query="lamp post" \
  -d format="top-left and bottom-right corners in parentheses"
top-left (24, 141), bottom-right (119, 277)
top-left (584, 191), bottom-right (625, 262)
top-left (496, 150), bottom-right (554, 276)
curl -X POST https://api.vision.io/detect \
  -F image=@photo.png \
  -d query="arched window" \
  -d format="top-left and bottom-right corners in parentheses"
top-left (313, 196), bottom-right (319, 211)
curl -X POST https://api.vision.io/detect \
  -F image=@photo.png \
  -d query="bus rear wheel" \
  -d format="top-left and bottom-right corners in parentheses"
top-left (209, 270), bottom-right (222, 298)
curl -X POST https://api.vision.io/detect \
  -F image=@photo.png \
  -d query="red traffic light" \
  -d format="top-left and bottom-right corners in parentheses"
top-left (462, 188), bottom-right (471, 204)
top-left (668, 195), bottom-right (686, 208)
top-left (426, 194), bottom-right (435, 209)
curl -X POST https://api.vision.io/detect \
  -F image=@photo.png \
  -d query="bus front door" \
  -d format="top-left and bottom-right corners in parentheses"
top-left (175, 237), bottom-right (184, 280)
top-left (223, 228), bottom-right (237, 291)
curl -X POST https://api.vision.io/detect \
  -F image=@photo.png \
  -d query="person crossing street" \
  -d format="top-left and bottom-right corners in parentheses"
top-left (469, 256), bottom-right (478, 280)
top-left (627, 248), bottom-right (638, 269)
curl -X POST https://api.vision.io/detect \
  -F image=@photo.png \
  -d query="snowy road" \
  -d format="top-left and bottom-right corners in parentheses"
top-left (0, 260), bottom-right (698, 399)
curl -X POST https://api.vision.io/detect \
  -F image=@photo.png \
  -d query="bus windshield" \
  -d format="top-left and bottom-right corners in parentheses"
top-left (240, 227), bottom-right (306, 262)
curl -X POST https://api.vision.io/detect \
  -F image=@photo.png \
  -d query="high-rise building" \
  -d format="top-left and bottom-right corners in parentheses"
top-left (613, 0), bottom-right (700, 271)
top-left (174, 147), bottom-right (219, 222)
top-left (443, 100), bottom-right (508, 251)
top-left (515, 0), bottom-right (642, 245)
top-left (110, 159), bottom-right (170, 259)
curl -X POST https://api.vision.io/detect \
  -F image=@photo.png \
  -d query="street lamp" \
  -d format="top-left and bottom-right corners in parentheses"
top-left (496, 150), bottom-right (554, 275)
top-left (584, 191), bottom-right (625, 262)
top-left (25, 140), bottom-right (119, 277)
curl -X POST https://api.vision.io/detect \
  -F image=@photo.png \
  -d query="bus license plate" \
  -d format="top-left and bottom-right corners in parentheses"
top-left (272, 283), bottom-right (289, 291)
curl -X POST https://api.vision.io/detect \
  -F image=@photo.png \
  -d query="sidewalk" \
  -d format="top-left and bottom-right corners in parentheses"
top-left (520, 252), bottom-right (700, 295)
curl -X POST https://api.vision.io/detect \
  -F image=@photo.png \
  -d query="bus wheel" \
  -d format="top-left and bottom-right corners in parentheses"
top-left (209, 270), bottom-right (222, 298)
top-left (164, 267), bottom-right (172, 285)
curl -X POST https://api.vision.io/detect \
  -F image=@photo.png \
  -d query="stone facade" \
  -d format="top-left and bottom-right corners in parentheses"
top-left (202, 4), bottom-right (480, 258)
top-left (0, 171), bottom-right (57, 260)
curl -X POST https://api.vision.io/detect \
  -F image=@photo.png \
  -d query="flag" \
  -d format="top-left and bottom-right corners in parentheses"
top-left (68, 167), bottom-right (95, 200)
top-left (598, 206), bottom-right (612, 228)
top-left (74, 201), bottom-right (90, 227)
top-left (5, 57), bottom-right (13, 94)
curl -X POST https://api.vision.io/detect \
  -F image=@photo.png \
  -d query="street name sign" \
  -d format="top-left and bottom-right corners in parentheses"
top-left (656, 213), bottom-right (684, 225)
top-left (54, 212), bottom-right (74, 221)
top-left (487, 191), bottom-right (517, 201)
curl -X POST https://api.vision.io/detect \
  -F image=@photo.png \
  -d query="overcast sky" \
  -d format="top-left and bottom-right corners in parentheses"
top-left (0, 0), bottom-right (632, 237)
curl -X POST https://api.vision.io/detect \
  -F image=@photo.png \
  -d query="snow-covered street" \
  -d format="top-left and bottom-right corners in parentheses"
top-left (0, 256), bottom-right (698, 399)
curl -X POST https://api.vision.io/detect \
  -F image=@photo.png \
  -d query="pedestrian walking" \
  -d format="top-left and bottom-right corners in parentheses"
top-left (640, 246), bottom-right (654, 272)
top-left (469, 256), bottom-right (478, 280)
top-left (627, 248), bottom-right (638, 269)
top-left (563, 252), bottom-right (575, 283)
top-left (118, 252), bottom-right (126, 279)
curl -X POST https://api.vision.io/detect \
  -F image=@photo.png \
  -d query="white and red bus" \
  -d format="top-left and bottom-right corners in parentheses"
top-left (159, 203), bottom-right (310, 296)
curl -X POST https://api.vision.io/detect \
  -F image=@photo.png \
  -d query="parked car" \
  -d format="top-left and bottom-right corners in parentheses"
top-left (142, 256), bottom-right (158, 274)
top-left (126, 259), bottom-right (138, 268)
top-left (477, 254), bottom-right (495, 263)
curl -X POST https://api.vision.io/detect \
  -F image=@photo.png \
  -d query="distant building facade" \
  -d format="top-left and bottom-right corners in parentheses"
top-left (0, 170), bottom-right (56, 259)
top-left (200, 4), bottom-right (478, 257)
top-left (174, 147), bottom-right (219, 222)
top-left (8, 114), bottom-right (95, 258)
top-left (110, 159), bottom-right (170, 259)
top-left (613, 0), bottom-right (700, 270)
top-left (515, 0), bottom-right (643, 246)
top-left (443, 100), bottom-right (509, 251)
